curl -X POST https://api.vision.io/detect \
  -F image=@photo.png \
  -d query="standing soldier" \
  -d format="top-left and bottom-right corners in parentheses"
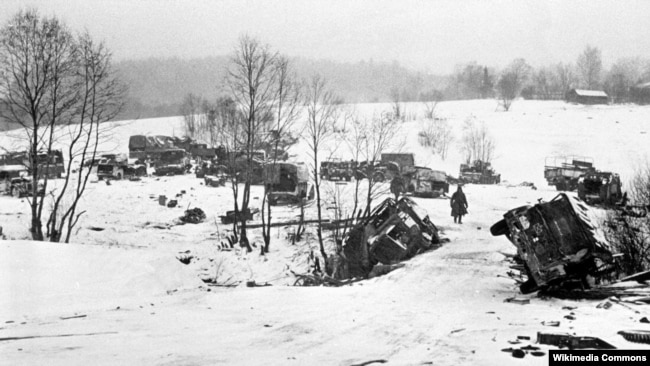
top-left (450, 185), bottom-right (468, 224)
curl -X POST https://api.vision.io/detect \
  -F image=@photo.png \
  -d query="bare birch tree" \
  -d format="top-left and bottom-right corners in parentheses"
top-left (0, 10), bottom-right (124, 241)
top-left (304, 75), bottom-right (340, 271)
top-left (225, 35), bottom-right (277, 249)
top-left (261, 55), bottom-right (302, 253)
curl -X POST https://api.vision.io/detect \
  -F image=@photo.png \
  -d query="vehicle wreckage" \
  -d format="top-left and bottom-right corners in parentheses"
top-left (343, 197), bottom-right (443, 278)
top-left (491, 193), bottom-right (617, 294)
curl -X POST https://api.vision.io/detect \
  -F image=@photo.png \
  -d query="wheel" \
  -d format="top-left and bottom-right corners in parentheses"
top-left (374, 173), bottom-right (385, 182)
top-left (555, 182), bottom-right (566, 191)
top-left (116, 172), bottom-right (123, 180)
top-left (11, 187), bottom-right (21, 198)
top-left (490, 219), bottom-right (509, 236)
top-left (345, 175), bottom-right (351, 182)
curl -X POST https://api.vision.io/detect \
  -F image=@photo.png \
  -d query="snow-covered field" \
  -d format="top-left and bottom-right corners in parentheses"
top-left (1, 100), bottom-right (650, 365)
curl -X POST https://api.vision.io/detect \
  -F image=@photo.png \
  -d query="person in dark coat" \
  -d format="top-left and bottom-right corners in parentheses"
top-left (450, 185), bottom-right (468, 224)
top-left (390, 175), bottom-right (405, 201)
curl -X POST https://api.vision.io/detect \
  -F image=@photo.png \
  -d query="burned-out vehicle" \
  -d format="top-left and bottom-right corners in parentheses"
top-left (320, 160), bottom-right (355, 181)
top-left (544, 155), bottom-right (595, 191)
top-left (96, 154), bottom-right (147, 180)
top-left (265, 162), bottom-right (314, 205)
top-left (343, 197), bottom-right (441, 277)
top-left (403, 167), bottom-right (449, 198)
top-left (577, 171), bottom-right (626, 206)
top-left (459, 160), bottom-right (500, 184)
top-left (491, 193), bottom-right (616, 294)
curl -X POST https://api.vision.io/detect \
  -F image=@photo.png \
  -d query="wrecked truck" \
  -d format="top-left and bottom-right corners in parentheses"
top-left (343, 197), bottom-right (442, 278)
top-left (577, 171), bottom-right (626, 206)
top-left (491, 193), bottom-right (616, 294)
top-left (265, 162), bottom-right (314, 205)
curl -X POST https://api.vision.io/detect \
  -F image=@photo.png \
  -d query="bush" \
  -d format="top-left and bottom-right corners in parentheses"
top-left (603, 163), bottom-right (650, 275)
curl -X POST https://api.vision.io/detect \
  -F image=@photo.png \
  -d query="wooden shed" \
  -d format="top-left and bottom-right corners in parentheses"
top-left (565, 89), bottom-right (609, 105)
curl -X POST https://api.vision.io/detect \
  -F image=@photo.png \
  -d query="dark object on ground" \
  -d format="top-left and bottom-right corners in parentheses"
top-left (88, 227), bottom-right (105, 232)
top-left (640, 317), bottom-right (649, 323)
top-left (511, 349), bottom-right (526, 358)
top-left (618, 330), bottom-right (650, 344)
top-left (180, 208), bottom-right (206, 224)
top-left (491, 193), bottom-right (615, 294)
top-left (343, 197), bottom-right (441, 278)
top-left (349, 360), bottom-right (387, 366)
top-left (537, 332), bottom-right (616, 349)
top-left (167, 200), bottom-right (178, 208)
top-left (320, 159), bottom-right (355, 181)
top-left (158, 195), bottom-right (167, 206)
top-left (459, 160), bottom-right (500, 184)
top-left (220, 208), bottom-right (259, 224)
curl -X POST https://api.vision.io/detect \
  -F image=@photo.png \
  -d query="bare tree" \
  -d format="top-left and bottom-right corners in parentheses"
top-left (418, 118), bottom-right (453, 160)
top-left (212, 96), bottom-right (245, 243)
top-left (604, 162), bottom-right (650, 274)
top-left (0, 10), bottom-right (124, 241)
top-left (496, 58), bottom-right (532, 111)
top-left (554, 62), bottom-right (576, 98)
top-left (390, 86), bottom-right (402, 121)
top-left (303, 75), bottom-right (340, 271)
top-left (179, 93), bottom-right (203, 139)
top-left (576, 45), bottom-right (602, 90)
top-left (225, 35), bottom-right (277, 248)
top-left (261, 55), bottom-right (302, 253)
top-left (605, 57), bottom-right (644, 103)
top-left (460, 117), bottom-right (495, 165)
top-left (360, 112), bottom-right (400, 214)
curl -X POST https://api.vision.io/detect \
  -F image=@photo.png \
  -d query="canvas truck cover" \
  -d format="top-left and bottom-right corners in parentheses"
top-left (265, 162), bottom-right (309, 185)
top-left (129, 135), bottom-right (178, 151)
top-left (417, 169), bottom-right (446, 182)
top-left (381, 153), bottom-right (415, 170)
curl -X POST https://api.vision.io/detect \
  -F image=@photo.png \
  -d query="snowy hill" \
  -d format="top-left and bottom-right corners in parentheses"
top-left (1, 99), bottom-right (649, 365)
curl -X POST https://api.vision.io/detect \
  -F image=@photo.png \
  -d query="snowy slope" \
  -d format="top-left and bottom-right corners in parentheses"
top-left (1, 100), bottom-right (650, 365)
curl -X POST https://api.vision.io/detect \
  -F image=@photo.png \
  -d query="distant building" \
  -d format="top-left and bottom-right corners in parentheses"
top-left (630, 82), bottom-right (650, 105)
top-left (565, 89), bottom-right (609, 105)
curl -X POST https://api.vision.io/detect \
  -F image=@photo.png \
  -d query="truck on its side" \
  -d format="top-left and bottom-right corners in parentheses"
top-left (490, 193), bottom-right (616, 294)
top-left (544, 156), bottom-right (595, 191)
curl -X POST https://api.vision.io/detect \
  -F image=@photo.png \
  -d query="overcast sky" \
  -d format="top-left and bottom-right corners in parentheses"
top-left (2, 0), bottom-right (648, 73)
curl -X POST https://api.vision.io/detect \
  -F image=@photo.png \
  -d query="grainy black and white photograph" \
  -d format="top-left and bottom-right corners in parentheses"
top-left (1, 0), bottom-right (650, 365)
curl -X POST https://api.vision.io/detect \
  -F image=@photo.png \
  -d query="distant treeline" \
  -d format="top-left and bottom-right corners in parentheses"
top-left (113, 56), bottom-right (450, 121)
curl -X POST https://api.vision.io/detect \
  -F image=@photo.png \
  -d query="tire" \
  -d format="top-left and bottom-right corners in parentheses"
top-left (617, 330), bottom-right (650, 345)
top-left (555, 182), bottom-right (566, 191)
top-left (345, 175), bottom-right (351, 182)
top-left (374, 173), bottom-right (385, 182)
top-left (490, 219), bottom-right (509, 236)
top-left (519, 277), bottom-right (539, 294)
top-left (116, 172), bottom-right (123, 180)
top-left (11, 187), bottom-right (20, 198)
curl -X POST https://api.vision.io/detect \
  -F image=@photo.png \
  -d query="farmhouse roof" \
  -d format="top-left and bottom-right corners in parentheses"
top-left (572, 89), bottom-right (608, 97)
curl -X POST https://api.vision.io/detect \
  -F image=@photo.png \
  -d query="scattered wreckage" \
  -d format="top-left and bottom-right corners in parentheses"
top-left (491, 193), bottom-right (617, 294)
top-left (343, 197), bottom-right (443, 278)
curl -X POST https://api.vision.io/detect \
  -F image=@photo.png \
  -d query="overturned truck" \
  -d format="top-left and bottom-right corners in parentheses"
top-left (491, 193), bottom-right (616, 294)
top-left (343, 197), bottom-right (442, 278)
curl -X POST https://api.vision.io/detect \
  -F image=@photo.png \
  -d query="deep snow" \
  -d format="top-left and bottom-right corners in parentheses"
top-left (1, 99), bottom-right (649, 365)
